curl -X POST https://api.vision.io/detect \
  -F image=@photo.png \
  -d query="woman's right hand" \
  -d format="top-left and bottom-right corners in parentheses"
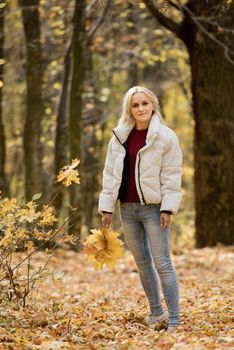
top-left (102, 212), bottom-right (112, 229)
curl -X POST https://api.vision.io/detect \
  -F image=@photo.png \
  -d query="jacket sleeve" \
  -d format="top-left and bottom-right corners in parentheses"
top-left (160, 132), bottom-right (183, 214)
top-left (98, 138), bottom-right (115, 214)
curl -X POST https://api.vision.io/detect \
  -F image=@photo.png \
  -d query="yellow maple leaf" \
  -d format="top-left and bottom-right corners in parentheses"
top-left (16, 228), bottom-right (27, 239)
top-left (39, 205), bottom-right (57, 226)
top-left (82, 227), bottom-right (124, 270)
top-left (0, 227), bottom-right (13, 246)
top-left (0, 198), bottom-right (18, 214)
top-left (56, 158), bottom-right (80, 186)
top-left (103, 230), bottom-right (124, 269)
top-left (18, 201), bottom-right (40, 223)
top-left (33, 228), bottom-right (52, 240)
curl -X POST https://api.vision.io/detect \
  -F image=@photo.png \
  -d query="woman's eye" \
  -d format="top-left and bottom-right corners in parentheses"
top-left (143, 102), bottom-right (148, 105)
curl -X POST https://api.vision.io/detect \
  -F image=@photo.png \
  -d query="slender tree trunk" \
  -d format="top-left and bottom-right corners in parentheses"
top-left (126, 3), bottom-right (138, 88)
top-left (53, 45), bottom-right (71, 213)
top-left (82, 0), bottom-right (112, 231)
top-left (0, 1), bottom-right (8, 197)
top-left (143, 0), bottom-right (234, 247)
top-left (69, 0), bottom-right (86, 237)
top-left (82, 48), bottom-right (100, 230)
top-left (20, 0), bottom-right (44, 200)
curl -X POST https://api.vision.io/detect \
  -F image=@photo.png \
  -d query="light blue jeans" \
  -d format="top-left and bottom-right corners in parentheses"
top-left (120, 202), bottom-right (180, 326)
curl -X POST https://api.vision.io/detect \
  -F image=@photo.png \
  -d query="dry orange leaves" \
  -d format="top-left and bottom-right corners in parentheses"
top-left (0, 245), bottom-right (233, 350)
top-left (82, 227), bottom-right (124, 270)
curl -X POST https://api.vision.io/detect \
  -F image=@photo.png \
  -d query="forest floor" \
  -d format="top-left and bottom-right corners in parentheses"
top-left (0, 245), bottom-right (233, 350)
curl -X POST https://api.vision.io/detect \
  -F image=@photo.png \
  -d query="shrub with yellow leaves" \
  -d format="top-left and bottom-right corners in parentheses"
top-left (82, 227), bottom-right (124, 270)
top-left (0, 159), bottom-right (81, 306)
top-left (0, 194), bottom-right (59, 306)
top-left (0, 199), bottom-right (57, 247)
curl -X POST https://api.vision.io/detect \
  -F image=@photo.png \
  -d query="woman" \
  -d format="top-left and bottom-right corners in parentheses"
top-left (98, 86), bottom-right (183, 332)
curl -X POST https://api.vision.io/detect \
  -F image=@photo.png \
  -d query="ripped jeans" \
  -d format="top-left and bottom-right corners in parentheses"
top-left (120, 202), bottom-right (180, 326)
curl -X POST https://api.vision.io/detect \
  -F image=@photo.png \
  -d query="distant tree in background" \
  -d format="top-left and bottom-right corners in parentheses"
top-left (125, 2), bottom-right (139, 87)
top-left (143, 0), bottom-right (234, 247)
top-left (53, 45), bottom-right (71, 214)
top-left (68, 0), bottom-right (87, 237)
top-left (81, 0), bottom-right (111, 231)
top-left (19, 0), bottom-right (44, 201)
top-left (0, 1), bottom-right (8, 196)
top-left (54, 0), bottom-right (111, 236)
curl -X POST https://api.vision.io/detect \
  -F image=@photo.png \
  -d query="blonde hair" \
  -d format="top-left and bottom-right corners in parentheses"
top-left (118, 86), bottom-right (165, 126)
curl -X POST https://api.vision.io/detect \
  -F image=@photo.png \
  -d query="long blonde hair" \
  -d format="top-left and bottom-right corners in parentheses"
top-left (118, 86), bottom-right (165, 126)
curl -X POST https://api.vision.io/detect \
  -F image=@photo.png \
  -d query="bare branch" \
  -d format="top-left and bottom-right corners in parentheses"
top-left (144, 0), bottom-right (234, 65)
top-left (167, 0), bottom-right (181, 11)
top-left (195, 16), bottom-right (234, 34)
top-left (178, 1), bottom-right (234, 65)
top-left (87, 0), bottom-right (111, 44)
top-left (86, 0), bottom-right (99, 14)
top-left (142, 0), bottom-right (182, 38)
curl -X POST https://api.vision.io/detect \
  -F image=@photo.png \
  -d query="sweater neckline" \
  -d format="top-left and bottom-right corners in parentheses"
top-left (133, 127), bottom-right (148, 132)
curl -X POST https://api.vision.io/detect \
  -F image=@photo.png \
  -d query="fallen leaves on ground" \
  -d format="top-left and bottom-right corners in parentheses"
top-left (0, 245), bottom-right (233, 350)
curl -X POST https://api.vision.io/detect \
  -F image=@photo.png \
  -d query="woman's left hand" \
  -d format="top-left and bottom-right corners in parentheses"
top-left (160, 213), bottom-right (171, 230)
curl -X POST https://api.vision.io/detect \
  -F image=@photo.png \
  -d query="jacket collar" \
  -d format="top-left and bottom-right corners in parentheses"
top-left (112, 113), bottom-right (161, 145)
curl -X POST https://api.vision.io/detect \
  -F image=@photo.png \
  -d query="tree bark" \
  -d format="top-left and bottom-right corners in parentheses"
top-left (143, 0), bottom-right (234, 246)
top-left (82, 48), bottom-right (100, 230)
top-left (53, 45), bottom-right (71, 213)
top-left (126, 3), bottom-right (138, 88)
top-left (184, 1), bottom-right (234, 247)
top-left (0, 1), bottom-right (8, 197)
top-left (81, 0), bottom-right (112, 230)
top-left (69, 0), bottom-right (86, 237)
top-left (20, 0), bottom-right (44, 201)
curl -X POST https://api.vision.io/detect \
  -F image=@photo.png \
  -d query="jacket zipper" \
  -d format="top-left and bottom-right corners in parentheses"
top-left (112, 131), bottom-right (126, 203)
top-left (138, 152), bottom-right (146, 204)
top-left (112, 131), bottom-right (123, 147)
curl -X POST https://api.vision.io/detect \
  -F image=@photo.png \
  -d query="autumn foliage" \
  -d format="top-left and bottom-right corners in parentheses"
top-left (56, 159), bottom-right (80, 187)
top-left (0, 159), bottom-right (81, 306)
top-left (82, 227), bottom-right (124, 270)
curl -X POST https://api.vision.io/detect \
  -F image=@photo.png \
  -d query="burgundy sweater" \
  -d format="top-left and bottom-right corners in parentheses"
top-left (124, 128), bottom-right (147, 202)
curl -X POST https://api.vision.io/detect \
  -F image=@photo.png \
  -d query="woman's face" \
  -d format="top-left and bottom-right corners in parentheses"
top-left (130, 92), bottom-right (154, 129)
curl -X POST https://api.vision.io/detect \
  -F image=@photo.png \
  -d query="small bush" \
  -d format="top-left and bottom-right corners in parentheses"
top-left (0, 159), bottom-right (80, 306)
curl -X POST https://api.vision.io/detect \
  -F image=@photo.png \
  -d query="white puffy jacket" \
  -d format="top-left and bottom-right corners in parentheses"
top-left (98, 114), bottom-right (183, 215)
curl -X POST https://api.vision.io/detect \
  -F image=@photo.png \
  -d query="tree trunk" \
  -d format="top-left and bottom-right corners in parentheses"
top-left (126, 3), bottom-right (138, 88)
top-left (81, 0), bottom-right (112, 231)
top-left (20, 0), bottom-right (44, 201)
top-left (143, 0), bottom-right (234, 247)
top-left (184, 1), bottom-right (234, 247)
top-left (69, 0), bottom-right (86, 237)
top-left (53, 45), bottom-right (71, 213)
top-left (0, 1), bottom-right (8, 197)
top-left (82, 48), bottom-right (101, 231)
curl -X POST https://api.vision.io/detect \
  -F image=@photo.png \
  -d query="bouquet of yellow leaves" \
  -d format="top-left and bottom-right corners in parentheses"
top-left (82, 227), bottom-right (124, 270)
